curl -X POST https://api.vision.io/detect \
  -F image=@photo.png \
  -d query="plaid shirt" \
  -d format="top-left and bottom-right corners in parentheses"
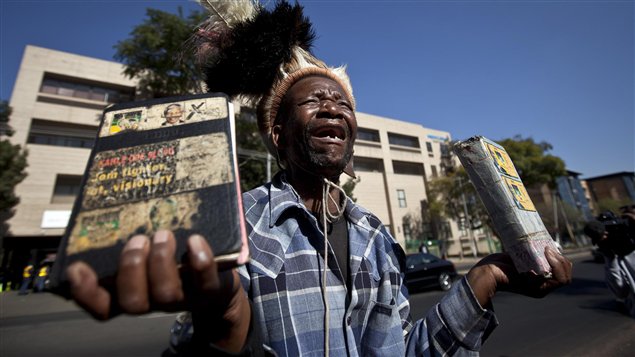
top-left (239, 173), bottom-right (497, 356)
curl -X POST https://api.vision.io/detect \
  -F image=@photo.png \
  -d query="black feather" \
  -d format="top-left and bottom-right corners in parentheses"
top-left (203, 1), bottom-right (315, 97)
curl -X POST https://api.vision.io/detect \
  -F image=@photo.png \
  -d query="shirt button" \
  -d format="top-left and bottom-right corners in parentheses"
top-left (346, 316), bottom-right (352, 325)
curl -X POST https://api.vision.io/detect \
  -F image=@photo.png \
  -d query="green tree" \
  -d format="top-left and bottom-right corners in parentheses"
top-left (402, 212), bottom-right (424, 252)
top-left (114, 7), bottom-right (207, 99)
top-left (596, 197), bottom-right (632, 215)
top-left (428, 169), bottom-right (491, 232)
top-left (341, 176), bottom-right (360, 203)
top-left (0, 101), bottom-right (28, 239)
top-left (115, 7), bottom-right (271, 189)
top-left (235, 107), bottom-right (276, 191)
top-left (497, 135), bottom-right (566, 188)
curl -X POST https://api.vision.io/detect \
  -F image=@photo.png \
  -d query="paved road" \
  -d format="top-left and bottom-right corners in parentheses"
top-left (409, 251), bottom-right (635, 356)
top-left (2, 249), bottom-right (633, 356)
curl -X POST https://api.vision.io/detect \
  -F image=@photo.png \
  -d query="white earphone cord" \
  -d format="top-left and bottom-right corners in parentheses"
top-left (321, 178), bottom-right (347, 357)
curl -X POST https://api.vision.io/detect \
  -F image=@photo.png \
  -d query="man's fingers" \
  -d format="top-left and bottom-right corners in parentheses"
top-left (148, 230), bottom-right (184, 310)
top-left (187, 234), bottom-right (221, 292)
top-left (67, 262), bottom-right (112, 320)
top-left (545, 246), bottom-right (573, 284)
top-left (117, 235), bottom-right (150, 314)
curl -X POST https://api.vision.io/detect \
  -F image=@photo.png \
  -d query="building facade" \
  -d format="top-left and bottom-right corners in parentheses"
top-left (351, 112), bottom-right (491, 256)
top-left (4, 46), bottom-right (136, 283)
top-left (556, 171), bottom-right (595, 221)
top-left (584, 171), bottom-right (635, 213)
top-left (4, 45), bottom-right (487, 284)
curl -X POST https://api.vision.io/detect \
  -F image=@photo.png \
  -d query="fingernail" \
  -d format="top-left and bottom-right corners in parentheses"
top-left (153, 230), bottom-right (169, 245)
top-left (124, 235), bottom-right (148, 252)
top-left (546, 246), bottom-right (560, 256)
top-left (188, 235), bottom-right (210, 264)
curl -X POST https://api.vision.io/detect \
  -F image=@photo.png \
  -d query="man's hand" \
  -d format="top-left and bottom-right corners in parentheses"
top-left (466, 246), bottom-right (573, 308)
top-left (66, 230), bottom-right (250, 352)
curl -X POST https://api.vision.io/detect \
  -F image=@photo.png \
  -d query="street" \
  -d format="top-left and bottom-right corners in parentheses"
top-left (409, 252), bottom-right (635, 356)
top-left (1, 252), bottom-right (633, 356)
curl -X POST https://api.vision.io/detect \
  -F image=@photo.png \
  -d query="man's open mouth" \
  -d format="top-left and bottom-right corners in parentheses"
top-left (311, 124), bottom-right (347, 142)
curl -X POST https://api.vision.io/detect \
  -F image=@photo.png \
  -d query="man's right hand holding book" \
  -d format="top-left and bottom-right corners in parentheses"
top-left (66, 230), bottom-right (251, 354)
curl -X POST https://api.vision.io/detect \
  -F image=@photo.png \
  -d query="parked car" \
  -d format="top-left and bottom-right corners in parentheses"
top-left (404, 252), bottom-right (457, 292)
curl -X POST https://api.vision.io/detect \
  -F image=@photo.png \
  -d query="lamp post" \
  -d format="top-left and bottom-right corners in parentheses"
top-left (457, 176), bottom-right (479, 258)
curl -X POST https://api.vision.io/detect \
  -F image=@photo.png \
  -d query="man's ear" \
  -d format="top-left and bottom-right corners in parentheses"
top-left (271, 124), bottom-right (284, 149)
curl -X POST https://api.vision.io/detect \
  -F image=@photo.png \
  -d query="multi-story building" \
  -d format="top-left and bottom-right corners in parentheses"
top-left (584, 171), bottom-right (635, 213)
top-left (556, 171), bottom-right (594, 221)
top-left (4, 45), bottom-right (136, 282)
top-left (352, 113), bottom-right (491, 256)
top-left (3, 45), bottom-right (486, 283)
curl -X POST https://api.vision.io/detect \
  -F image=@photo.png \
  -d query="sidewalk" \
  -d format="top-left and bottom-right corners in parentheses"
top-left (1, 247), bottom-right (592, 319)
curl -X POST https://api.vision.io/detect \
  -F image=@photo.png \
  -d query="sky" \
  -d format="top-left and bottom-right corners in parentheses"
top-left (1, 0), bottom-right (633, 179)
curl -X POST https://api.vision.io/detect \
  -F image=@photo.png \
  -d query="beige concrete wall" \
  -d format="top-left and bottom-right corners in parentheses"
top-left (351, 171), bottom-right (390, 224)
top-left (354, 112), bottom-right (453, 249)
top-left (8, 45), bottom-right (136, 237)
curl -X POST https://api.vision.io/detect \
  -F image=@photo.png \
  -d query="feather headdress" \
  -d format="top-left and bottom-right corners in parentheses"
top-left (191, 0), bottom-right (355, 156)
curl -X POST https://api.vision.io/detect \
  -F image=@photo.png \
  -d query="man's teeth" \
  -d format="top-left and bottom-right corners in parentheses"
top-left (325, 135), bottom-right (343, 141)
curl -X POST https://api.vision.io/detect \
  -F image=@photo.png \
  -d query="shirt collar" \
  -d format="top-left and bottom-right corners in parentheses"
top-left (267, 172), bottom-right (307, 228)
top-left (257, 172), bottom-right (377, 277)
top-left (268, 172), bottom-right (366, 227)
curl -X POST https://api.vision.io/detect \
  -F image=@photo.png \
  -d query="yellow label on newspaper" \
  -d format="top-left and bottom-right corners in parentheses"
top-left (502, 176), bottom-right (536, 211)
top-left (486, 142), bottom-right (520, 179)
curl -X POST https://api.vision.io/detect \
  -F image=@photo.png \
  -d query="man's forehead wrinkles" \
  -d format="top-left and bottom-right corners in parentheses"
top-left (314, 88), bottom-right (342, 98)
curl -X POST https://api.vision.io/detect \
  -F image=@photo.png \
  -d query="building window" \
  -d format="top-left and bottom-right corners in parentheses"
top-left (51, 175), bottom-right (83, 204)
top-left (28, 119), bottom-right (97, 149)
top-left (40, 74), bottom-right (133, 104)
top-left (357, 127), bottom-right (380, 142)
top-left (440, 143), bottom-right (450, 157)
top-left (397, 189), bottom-right (407, 208)
top-left (431, 165), bottom-right (438, 178)
top-left (354, 156), bottom-right (384, 172)
top-left (393, 160), bottom-right (424, 176)
top-left (388, 132), bottom-right (420, 148)
top-left (426, 141), bottom-right (433, 157)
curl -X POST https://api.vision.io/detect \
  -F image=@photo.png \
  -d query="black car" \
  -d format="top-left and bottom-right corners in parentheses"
top-left (404, 252), bottom-right (457, 292)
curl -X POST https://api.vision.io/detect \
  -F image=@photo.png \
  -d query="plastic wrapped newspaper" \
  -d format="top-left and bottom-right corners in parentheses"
top-left (453, 136), bottom-right (559, 277)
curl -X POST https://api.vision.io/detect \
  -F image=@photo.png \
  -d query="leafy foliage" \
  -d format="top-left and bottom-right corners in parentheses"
top-left (0, 101), bottom-right (28, 238)
top-left (114, 7), bottom-right (207, 98)
top-left (115, 7), bottom-right (273, 190)
top-left (428, 168), bottom-right (491, 233)
top-left (235, 107), bottom-right (276, 191)
top-left (341, 176), bottom-right (360, 203)
top-left (596, 197), bottom-right (633, 216)
top-left (497, 135), bottom-right (566, 188)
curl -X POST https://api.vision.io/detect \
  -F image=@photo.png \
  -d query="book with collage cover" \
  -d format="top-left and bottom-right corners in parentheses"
top-left (50, 93), bottom-right (249, 296)
top-left (453, 136), bottom-right (558, 277)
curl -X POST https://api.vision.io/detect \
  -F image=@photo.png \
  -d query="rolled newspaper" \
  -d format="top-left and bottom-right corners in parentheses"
top-left (453, 136), bottom-right (558, 277)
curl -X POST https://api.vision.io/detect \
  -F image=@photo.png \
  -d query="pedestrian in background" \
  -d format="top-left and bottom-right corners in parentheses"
top-left (34, 264), bottom-right (50, 293)
top-left (584, 209), bottom-right (635, 318)
top-left (18, 263), bottom-right (34, 295)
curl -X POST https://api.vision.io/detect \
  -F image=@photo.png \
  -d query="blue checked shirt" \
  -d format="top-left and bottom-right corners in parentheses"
top-left (239, 173), bottom-right (498, 356)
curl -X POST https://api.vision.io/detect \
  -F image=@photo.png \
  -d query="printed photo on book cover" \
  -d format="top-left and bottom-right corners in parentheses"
top-left (485, 141), bottom-right (520, 179)
top-left (100, 97), bottom-right (228, 137)
top-left (502, 176), bottom-right (536, 212)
